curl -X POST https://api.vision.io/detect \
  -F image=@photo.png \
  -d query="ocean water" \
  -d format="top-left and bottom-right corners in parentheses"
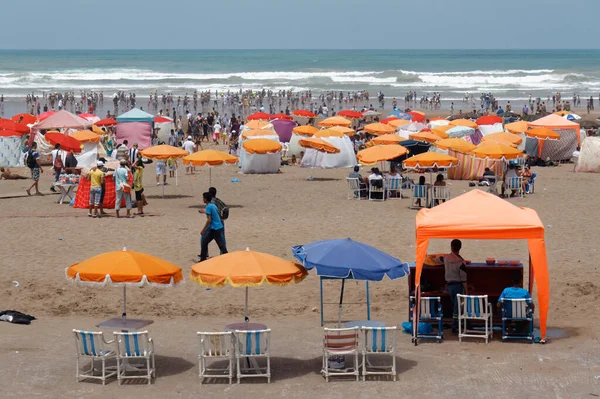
top-left (0, 49), bottom-right (599, 101)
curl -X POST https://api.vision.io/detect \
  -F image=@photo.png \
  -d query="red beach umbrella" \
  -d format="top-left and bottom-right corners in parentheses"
top-left (11, 113), bottom-right (37, 125)
top-left (292, 110), bottom-right (317, 118)
top-left (247, 112), bottom-right (272, 121)
top-left (0, 118), bottom-right (30, 133)
top-left (476, 115), bottom-right (503, 125)
top-left (44, 132), bottom-right (83, 153)
top-left (154, 116), bottom-right (172, 123)
top-left (407, 111), bottom-right (426, 122)
top-left (338, 110), bottom-right (363, 119)
top-left (270, 113), bottom-right (293, 120)
top-left (95, 118), bottom-right (117, 127)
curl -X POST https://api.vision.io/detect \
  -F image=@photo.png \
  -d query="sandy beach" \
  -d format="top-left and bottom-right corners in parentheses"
top-left (1, 109), bottom-right (600, 397)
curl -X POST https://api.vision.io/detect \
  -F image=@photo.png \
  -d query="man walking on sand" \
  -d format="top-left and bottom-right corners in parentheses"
top-left (198, 191), bottom-right (228, 261)
top-left (25, 142), bottom-right (43, 196)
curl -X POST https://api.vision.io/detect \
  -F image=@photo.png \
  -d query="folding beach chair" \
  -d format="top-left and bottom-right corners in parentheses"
top-left (322, 327), bottom-right (360, 382)
top-left (368, 178), bottom-right (385, 201)
top-left (360, 326), bottom-right (397, 381)
top-left (499, 298), bottom-right (534, 343)
top-left (431, 186), bottom-right (450, 206)
top-left (505, 176), bottom-right (524, 198)
top-left (409, 296), bottom-right (444, 342)
top-left (385, 176), bottom-right (402, 199)
top-left (73, 329), bottom-right (117, 385)
top-left (113, 331), bottom-right (156, 385)
top-left (410, 184), bottom-right (428, 209)
top-left (197, 331), bottom-right (235, 383)
top-left (457, 294), bottom-right (493, 343)
top-left (346, 177), bottom-right (366, 200)
top-left (233, 329), bottom-right (271, 383)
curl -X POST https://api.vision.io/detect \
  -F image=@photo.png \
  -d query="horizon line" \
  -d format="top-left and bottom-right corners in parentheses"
top-left (0, 48), bottom-right (599, 51)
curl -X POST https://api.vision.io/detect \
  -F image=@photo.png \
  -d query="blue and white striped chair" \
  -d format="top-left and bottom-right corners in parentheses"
top-left (409, 296), bottom-right (444, 342)
top-left (410, 184), bottom-right (428, 209)
top-left (385, 176), bottom-right (402, 199)
top-left (457, 294), bottom-right (493, 343)
top-left (233, 329), bottom-right (271, 383)
top-left (360, 326), bottom-right (397, 381)
top-left (499, 298), bottom-right (534, 343)
top-left (198, 331), bottom-right (235, 383)
top-left (505, 176), bottom-right (524, 198)
top-left (73, 329), bottom-right (117, 385)
top-left (322, 327), bottom-right (359, 382)
top-left (114, 331), bottom-right (155, 385)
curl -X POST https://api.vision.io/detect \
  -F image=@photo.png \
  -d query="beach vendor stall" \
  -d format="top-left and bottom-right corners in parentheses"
top-left (410, 189), bottom-right (550, 344)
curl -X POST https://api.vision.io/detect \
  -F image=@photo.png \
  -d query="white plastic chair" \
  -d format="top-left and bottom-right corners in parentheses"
top-left (368, 178), bottom-right (385, 201)
top-left (197, 331), bottom-right (235, 383)
top-left (410, 184), bottom-right (428, 209)
top-left (431, 186), bottom-right (450, 206)
top-left (385, 176), bottom-right (402, 199)
top-left (346, 177), bottom-right (366, 200)
top-left (322, 327), bottom-right (360, 382)
top-left (73, 329), bottom-right (117, 385)
top-left (505, 176), bottom-right (524, 198)
top-left (233, 329), bottom-right (271, 383)
top-left (113, 331), bottom-right (156, 385)
top-left (457, 294), bottom-right (493, 343)
top-left (360, 326), bottom-right (397, 381)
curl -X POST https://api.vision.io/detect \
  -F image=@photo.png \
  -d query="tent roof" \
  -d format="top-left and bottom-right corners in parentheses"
top-left (116, 108), bottom-right (154, 123)
top-left (528, 113), bottom-right (579, 130)
top-left (416, 189), bottom-right (544, 239)
top-left (34, 110), bottom-right (92, 130)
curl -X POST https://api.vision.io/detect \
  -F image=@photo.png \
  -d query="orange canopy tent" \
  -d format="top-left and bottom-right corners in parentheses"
top-left (318, 116), bottom-right (352, 127)
top-left (413, 190), bottom-right (549, 342)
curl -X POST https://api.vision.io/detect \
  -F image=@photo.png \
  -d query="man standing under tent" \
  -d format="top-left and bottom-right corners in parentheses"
top-left (436, 239), bottom-right (468, 334)
top-left (25, 142), bottom-right (43, 196)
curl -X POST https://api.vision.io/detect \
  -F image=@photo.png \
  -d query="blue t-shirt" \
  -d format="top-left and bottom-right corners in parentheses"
top-left (498, 287), bottom-right (531, 301)
top-left (206, 203), bottom-right (223, 230)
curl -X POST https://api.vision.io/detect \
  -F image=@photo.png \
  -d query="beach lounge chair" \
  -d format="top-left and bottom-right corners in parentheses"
top-left (457, 295), bottom-right (493, 343)
top-left (197, 331), bottom-right (235, 383)
top-left (385, 176), bottom-right (402, 199)
top-left (113, 331), bottom-right (155, 385)
top-left (322, 327), bottom-right (360, 382)
top-left (410, 184), bottom-right (428, 209)
top-left (346, 177), bottom-right (366, 200)
top-left (73, 329), bottom-right (117, 385)
top-left (505, 176), bottom-right (524, 198)
top-left (233, 329), bottom-right (271, 383)
top-left (431, 186), bottom-right (450, 206)
top-left (360, 326), bottom-right (397, 381)
top-left (368, 178), bottom-right (385, 201)
top-left (499, 298), bottom-right (534, 343)
top-left (409, 296), bottom-right (444, 342)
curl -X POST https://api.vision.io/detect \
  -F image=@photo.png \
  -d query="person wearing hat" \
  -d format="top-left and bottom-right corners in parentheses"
top-left (129, 142), bottom-right (139, 165)
top-left (86, 161), bottom-right (105, 218)
top-left (114, 158), bottom-right (133, 218)
top-left (97, 158), bottom-right (112, 215)
top-left (132, 154), bottom-right (146, 215)
top-left (182, 135), bottom-right (196, 175)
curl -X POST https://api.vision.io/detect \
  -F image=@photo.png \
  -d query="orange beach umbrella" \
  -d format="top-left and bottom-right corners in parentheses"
top-left (314, 129), bottom-right (345, 138)
top-left (482, 132), bottom-right (523, 146)
top-left (327, 125), bottom-right (355, 135)
top-left (242, 138), bottom-right (282, 154)
top-left (140, 144), bottom-right (189, 160)
top-left (357, 144), bottom-right (408, 165)
top-left (66, 248), bottom-right (183, 320)
top-left (190, 249), bottom-right (307, 320)
top-left (245, 120), bottom-right (272, 130)
top-left (431, 125), bottom-right (451, 139)
top-left (471, 142), bottom-right (524, 160)
top-left (183, 149), bottom-right (239, 185)
top-left (387, 119), bottom-right (411, 128)
top-left (524, 127), bottom-right (561, 141)
top-left (409, 131), bottom-right (441, 143)
top-left (403, 152), bottom-right (459, 169)
top-left (371, 134), bottom-right (408, 145)
top-left (70, 130), bottom-right (100, 143)
top-left (292, 125), bottom-right (319, 136)
top-left (298, 137), bottom-right (340, 153)
top-left (318, 116), bottom-right (352, 127)
top-left (450, 119), bottom-right (478, 129)
top-left (364, 122), bottom-right (395, 135)
top-left (505, 121), bottom-right (529, 134)
top-left (434, 138), bottom-right (476, 153)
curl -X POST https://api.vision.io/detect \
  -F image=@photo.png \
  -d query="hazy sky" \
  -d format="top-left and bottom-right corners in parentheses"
top-left (2, 0), bottom-right (598, 49)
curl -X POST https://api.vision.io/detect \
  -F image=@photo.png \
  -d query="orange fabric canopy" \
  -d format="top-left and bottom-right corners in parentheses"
top-left (434, 138), bottom-right (476, 153)
top-left (242, 129), bottom-right (278, 139)
top-left (318, 116), bottom-right (352, 127)
top-left (409, 131), bottom-right (441, 143)
top-left (505, 121), bottom-right (529, 134)
top-left (414, 189), bottom-right (549, 339)
top-left (11, 113), bottom-right (37, 125)
top-left (314, 129), bottom-right (344, 138)
top-left (66, 249), bottom-right (183, 286)
top-left (528, 113), bottom-right (579, 130)
top-left (371, 134), bottom-right (407, 145)
top-left (450, 119), bottom-right (478, 129)
top-left (242, 138), bottom-right (282, 154)
top-left (525, 127), bottom-right (561, 141)
top-left (482, 132), bottom-right (523, 145)
top-left (70, 130), bottom-right (100, 143)
top-left (357, 145), bottom-right (408, 165)
top-left (140, 144), bottom-right (189, 160)
top-left (328, 125), bottom-right (355, 135)
top-left (364, 122), bottom-right (395, 135)
top-left (431, 125), bottom-right (451, 139)
top-left (292, 125), bottom-right (319, 136)
top-left (471, 142), bottom-right (524, 160)
top-left (298, 137), bottom-right (340, 153)
top-left (403, 152), bottom-right (459, 168)
top-left (190, 250), bottom-right (307, 287)
top-left (245, 120), bottom-right (272, 130)
top-left (387, 119), bottom-right (410, 128)
top-left (183, 150), bottom-right (239, 166)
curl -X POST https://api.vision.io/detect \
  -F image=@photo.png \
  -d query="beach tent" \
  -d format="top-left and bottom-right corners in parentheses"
top-left (300, 134), bottom-right (355, 169)
top-left (288, 126), bottom-right (318, 158)
top-left (271, 119), bottom-right (296, 143)
top-left (413, 189), bottom-right (550, 341)
top-left (240, 139), bottom-right (282, 174)
top-left (33, 110), bottom-right (92, 131)
top-left (575, 136), bottom-right (600, 173)
top-left (477, 117), bottom-right (504, 138)
top-left (528, 114), bottom-right (579, 161)
top-left (0, 130), bottom-right (25, 167)
top-left (116, 108), bottom-right (154, 149)
top-left (155, 116), bottom-right (175, 144)
top-left (446, 149), bottom-right (503, 180)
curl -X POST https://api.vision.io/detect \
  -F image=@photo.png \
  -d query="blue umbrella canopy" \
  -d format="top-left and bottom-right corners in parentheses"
top-left (386, 110), bottom-right (412, 120)
top-left (292, 238), bottom-right (409, 281)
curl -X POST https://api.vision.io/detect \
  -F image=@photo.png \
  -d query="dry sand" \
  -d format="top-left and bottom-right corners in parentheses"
top-left (1, 130), bottom-right (599, 397)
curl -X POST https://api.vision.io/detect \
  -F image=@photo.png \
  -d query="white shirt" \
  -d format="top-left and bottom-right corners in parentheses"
top-left (214, 123), bottom-right (221, 133)
top-left (368, 173), bottom-right (383, 180)
top-left (183, 140), bottom-right (195, 154)
top-left (51, 149), bottom-right (61, 164)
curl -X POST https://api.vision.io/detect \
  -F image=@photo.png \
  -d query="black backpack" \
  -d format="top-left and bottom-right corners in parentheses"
top-left (220, 206), bottom-right (229, 220)
top-left (26, 150), bottom-right (37, 168)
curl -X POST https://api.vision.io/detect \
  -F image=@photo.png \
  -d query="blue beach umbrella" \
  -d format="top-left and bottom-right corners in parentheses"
top-left (386, 109), bottom-right (412, 120)
top-left (292, 238), bottom-right (409, 326)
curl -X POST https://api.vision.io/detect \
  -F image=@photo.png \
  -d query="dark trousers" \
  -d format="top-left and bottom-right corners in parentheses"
top-left (447, 282), bottom-right (464, 331)
top-left (200, 228), bottom-right (227, 261)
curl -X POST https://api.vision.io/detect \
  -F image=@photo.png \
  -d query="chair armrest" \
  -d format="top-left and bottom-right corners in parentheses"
top-left (149, 337), bottom-right (154, 352)
top-left (103, 338), bottom-right (115, 345)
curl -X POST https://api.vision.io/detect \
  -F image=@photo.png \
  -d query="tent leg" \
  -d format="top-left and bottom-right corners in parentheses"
top-left (319, 277), bottom-right (324, 327)
top-left (528, 253), bottom-right (533, 293)
top-left (366, 281), bottom-right (371, 321)
top-left (122, 286), bottom-right (127, 321)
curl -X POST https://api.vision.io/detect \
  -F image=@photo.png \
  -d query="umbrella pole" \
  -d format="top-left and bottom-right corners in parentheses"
top-left (209, 167), bottom-right (212, 186)
top-left (122, 286), bottom-right (127, 320)
top-left (244, 286), bottom-right (249, 322)
top-left (337, 279), bottom-right (345, 328)
top-left (175, 162), bottom-right (178, 186)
